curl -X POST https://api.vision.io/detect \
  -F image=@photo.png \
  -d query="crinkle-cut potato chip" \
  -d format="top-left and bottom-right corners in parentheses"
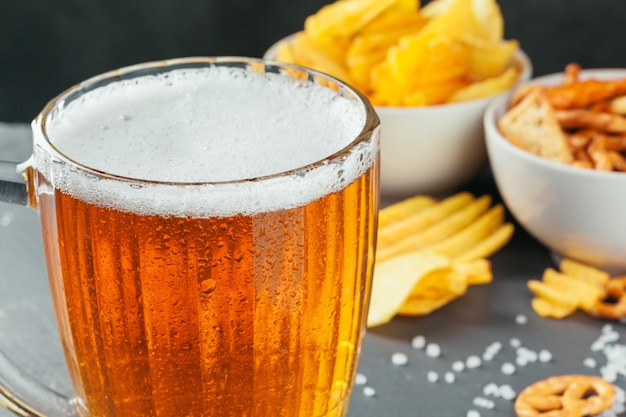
top-left (541, 268), bottom-right (605, 311)
top-left (366, 192), bottom-right (513, 327)
top-left (377, 195), bottom-right (492, 262)
top-left (272, 0), bottom-right (520, 107)
top-left (400, 260), bottom-right (493, 316)
top-left (531, 297), bottom-right (577, 319)
top-left (399, 269), bottom-right (468, 316)
top-left (377, 192), bottom-right (474, 248)
top-left (453, 258), bottom-right (493, 285)
top-left (528, 259), bottom-right (614, 320)
top-left (378, 195), bottom-right (436, 228)
top-left (559, 258), bottom-right (610, 288)
top-left (452, 222), bottom-right (514, 263)
top-left (368, 252), bottom-right (450, 327)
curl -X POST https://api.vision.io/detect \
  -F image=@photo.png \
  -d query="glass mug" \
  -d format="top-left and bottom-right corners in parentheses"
top-left (0, 57), bottom-right (380, 417)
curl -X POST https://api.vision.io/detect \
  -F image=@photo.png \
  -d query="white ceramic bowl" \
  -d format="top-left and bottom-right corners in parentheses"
top-left (485, 68), bottom-right (626, 273)
top-left (264, 35), bottom-right (532, 197)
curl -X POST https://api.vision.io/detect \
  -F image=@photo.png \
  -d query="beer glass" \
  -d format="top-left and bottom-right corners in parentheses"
top-left (0, 57), bottom-right (380, 417)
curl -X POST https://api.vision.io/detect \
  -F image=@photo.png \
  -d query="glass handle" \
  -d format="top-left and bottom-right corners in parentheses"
top-left (0, 151), bottom-right (73, 413)
top-left (0, 161), bottom-right (28, 206)
top-left (0, 350), bottom-right (77, 417)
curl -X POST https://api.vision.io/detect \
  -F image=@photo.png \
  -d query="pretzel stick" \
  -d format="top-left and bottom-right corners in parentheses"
top-left (555, 109), bottom-right (626, 133)
top-left (547, 78), bottom-right (626, 109)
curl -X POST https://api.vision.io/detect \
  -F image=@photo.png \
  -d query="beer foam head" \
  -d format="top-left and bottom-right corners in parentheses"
top-left (37, 62), bottom-right (378, 217)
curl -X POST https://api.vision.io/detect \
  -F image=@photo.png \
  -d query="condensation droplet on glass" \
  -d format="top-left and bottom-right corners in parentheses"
top-left (201, 279), bottom-right (217, 293)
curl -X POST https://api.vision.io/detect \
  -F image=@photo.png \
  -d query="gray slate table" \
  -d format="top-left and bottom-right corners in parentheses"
top-left (0, 122), bottom-right (624, 417)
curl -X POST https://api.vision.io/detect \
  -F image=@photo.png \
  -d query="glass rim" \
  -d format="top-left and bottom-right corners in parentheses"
top-left (31, 56), bottom-right (380, 186)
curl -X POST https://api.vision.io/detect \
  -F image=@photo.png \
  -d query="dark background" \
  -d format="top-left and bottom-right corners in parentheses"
top-left (1, 0), bottom-right (625, 122)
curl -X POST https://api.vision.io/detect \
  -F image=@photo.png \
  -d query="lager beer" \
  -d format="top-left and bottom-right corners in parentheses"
top-left (33, 59), bottom-right (380, 417)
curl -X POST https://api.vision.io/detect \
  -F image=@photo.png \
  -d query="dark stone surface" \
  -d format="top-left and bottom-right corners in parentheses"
top-left (2, 0), bottom-right (626, 122)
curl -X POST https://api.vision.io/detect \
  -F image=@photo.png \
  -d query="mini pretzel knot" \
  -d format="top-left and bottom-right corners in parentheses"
top-left (514, 375), bottom-right (616, 417)
top-left (586, 276), bottom-right (626, 320)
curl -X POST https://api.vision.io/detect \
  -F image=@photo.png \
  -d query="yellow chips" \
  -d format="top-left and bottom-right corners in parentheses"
top-left (367, 192), bottom-right (513, 327)
top-left (528, 259), bottom-right (609, 319)
top-left (274, 0), bottom-right (521, 106)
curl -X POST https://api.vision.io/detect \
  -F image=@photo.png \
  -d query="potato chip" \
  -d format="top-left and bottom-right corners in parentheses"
top-left (427, 204), bottom-right (505, 259)
top-left (377, 195), bottom-right (491, 262)
top-left (377, 192), bottom-right (474, 248)
top-left (368, 251), bottom-right (450, 327)
top-left (541, 268), bottom-right (605, 310)
top-left (286, 32), bottom-right (353, 84)
top-left (399, 269), bottom-right (468, 316)
top-left (531, 297), bottom-right (577, 319)
top-left (559, 258), bottom-right (610, 288)
top-left (303, 0), bottom-right (397, 42)
top-left (453, 258), bottom-right (493, 285)
top-left (527, 259), bottom-right (619, 320)
top-left (378, 195), bottom-right (436, 228)
top-left (448, 67), bottom-right (519, 103)
top-left (452, 222), bottom-right (514, 262)
top-left (366, 191), bottom-right (513, 326)
top-left (527, 280), bottom-right (578, 310)
top-left (465, 39), bottom-right (519, 80)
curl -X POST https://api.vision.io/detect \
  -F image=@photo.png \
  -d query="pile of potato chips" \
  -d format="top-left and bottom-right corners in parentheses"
top-left (528, 259), bottom-right (610, 319)
top-left (273, 0), bottom-right (522, 106)
top-left (368, 192), bottom-right (514, 327)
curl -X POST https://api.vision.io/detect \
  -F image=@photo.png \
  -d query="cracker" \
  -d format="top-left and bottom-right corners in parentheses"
top-left (498, 87), bottom-right (573, 163)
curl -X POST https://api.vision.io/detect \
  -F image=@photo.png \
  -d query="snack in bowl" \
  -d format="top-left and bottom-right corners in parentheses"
top-left (270, 0), bottom-right (523, 106)
top-left (266, 0), bottom-right (532, 196)
top-left (484, 68), bottom-right (626, 273)
top-left (498, 63), bottom-right (626, 171)
top-left (367, 192), bottom-right (513, 327)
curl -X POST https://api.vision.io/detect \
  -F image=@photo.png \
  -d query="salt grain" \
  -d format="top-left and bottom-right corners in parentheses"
top-left (583, 357), bottom-right (597, 368)
top-left (363, 386), bottom-right (376, 397)
top-left (499, 384), bottom-right (517, 401)
top-left (466, 355), bottom-right (482, 369)
top-left (466, 410), bottom-right (480, 417)
top-left (510, 338), bottom-right (522, 348)
top-left (427, 371), bottom-right (439, 383)
top-left (473, 396), bottom-right (495, 409)
top-left (538, 349), bottom-right (553, 363)
top-left (483, 383), bottom-right (498, 396)
top-left (515, 314), bottom-right (528, 325)
top-left (426, 343), bottom-right (441, 358)
top-left (391, 352), bottom-right (408, 366)
top-left (501, 362), bottom-right (516, 375)
top-left (444, 371), bottom-right (455, 384)
top-left (355, 373), bottom-right (368, 385)
top-left (411, 335), bottom-right (426, 350)
top-left (452, 360), bottom-right (465, 372)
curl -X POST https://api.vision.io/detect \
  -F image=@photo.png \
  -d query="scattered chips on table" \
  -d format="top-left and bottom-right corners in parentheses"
top-left (367, 192), bottom-right (514, 327)
top-left (499, 63), bottom-right (626, 171)
top-left (527, 258), bottom-right (624, 320)
top-left (273, 0), bottom-right (522, 106)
